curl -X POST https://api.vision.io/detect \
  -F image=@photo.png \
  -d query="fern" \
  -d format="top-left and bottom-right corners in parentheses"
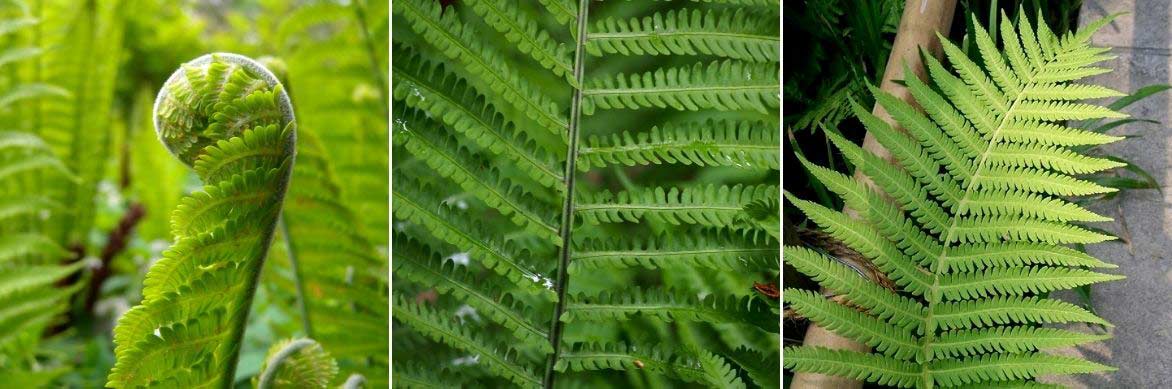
top-left (260, 1), bottom-right (391, 384)
top-left (783, 12), bottom-right (1127, 387)
top-left (0, 132), bottom-right (80, 379)
top-left (394, 0), bottom-right (779, 387)
top-left (0, 6), bottom-right (82, 381)
top-left (255, 338), bottom-right (339, 389)
top-left (107, 54), bottom-right (295, 387)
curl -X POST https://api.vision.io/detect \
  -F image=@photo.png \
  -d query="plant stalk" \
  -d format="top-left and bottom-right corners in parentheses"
top-left (544, 0), bottom-right (590, 387)
top-left (280, 216), bottom-right (314, 338)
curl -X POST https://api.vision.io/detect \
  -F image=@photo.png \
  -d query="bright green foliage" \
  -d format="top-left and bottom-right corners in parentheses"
top-left (255, 1), bottom-right (391, 384)
top-left (783, 13), bottom-right (1126, 387)
top-left (255, 338), bottom-right (339, 389)
top-left (0, 132), bottom-right (80, 381)
top-left (27, 0), bottom-right (125, 246)
top-left (586, 8), bottom-right (779, 62)
top-left (393, 0), bottom-right (778, 387)
top-left (107, 54), bottom-right (295, 387)
top-left (577, 119), bottom-right (780, 171)
top-left (555, 343), bottom-right (746, 389)
top-left (583, 59), bottom-right (779, 114)
top-left (0, 6), bottom-right (83, 381)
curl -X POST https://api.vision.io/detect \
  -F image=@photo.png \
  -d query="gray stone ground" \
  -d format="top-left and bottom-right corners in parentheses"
top-left (1041, 1), bottom-right (1172, 387)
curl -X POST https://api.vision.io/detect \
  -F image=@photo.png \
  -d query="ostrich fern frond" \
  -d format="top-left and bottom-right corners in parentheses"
top-left (107, 54), bottom-right (295, 387)
top-left (0, 8), bottom-right (81, 381)
top-left (264, 2), bottom-right (391, 384)
top-left (783, 12), bottom-right (1127, 388)
top-left (393, 0), bottom-right (779, 387)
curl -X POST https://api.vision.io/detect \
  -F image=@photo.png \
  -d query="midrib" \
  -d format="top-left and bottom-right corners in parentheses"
top-left (585, 84), bottom-right (778, 95)
top-left (919, 55), bottom-right (1054, 387)
top-left (588, 30), bottom-right (779, 42)
top-left (544, 1), bottom-right (591, 386)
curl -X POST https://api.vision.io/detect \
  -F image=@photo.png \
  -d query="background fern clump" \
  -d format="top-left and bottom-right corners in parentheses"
top-left (783, 12), bottom-right (1131, 388)
top-left (392, 0), bottom-right (779, 387)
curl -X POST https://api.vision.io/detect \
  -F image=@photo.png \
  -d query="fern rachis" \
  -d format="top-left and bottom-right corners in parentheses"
top-left (393, 0), bottom-right (780, 387)
top-left (783, 12), bottom-right (1128, 388)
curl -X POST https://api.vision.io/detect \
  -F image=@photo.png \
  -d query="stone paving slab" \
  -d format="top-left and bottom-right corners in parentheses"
top-left (1042, 1), bottom-right (1172, 387)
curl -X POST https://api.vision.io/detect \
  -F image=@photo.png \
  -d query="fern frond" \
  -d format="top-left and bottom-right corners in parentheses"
top-left (824, 130), bottom-right (952, 233)
top-left (392, 296), bottom-right (541, 388)
top-left (724, 348), bottom-right (780, 389)
top-left (393, 0), bottom-right (567, 136)
top-left (784, 289), bottom-right (920, 360)
top-left (391, 362), bottom-right (461, 388)
top-left (576, 184), bottom-right (776, 228)
top-left (108, 54), bottom-right (295, 387)
top-left (939, 267), bottom-right (1123, 301)
top-left (465, 0), bottom-right (575, 84)
top-left (280, 127), bottom-right (388, 380)
top-left (934, 296), bottom-right (1109, 331)
top-left (0, 234), bottom-right (67, 263)
top-left (1000, 120), bottom-right (1122, 147)
top-left (796, 155), bottom-right (943, 267)
top-left (392, 48), bottom-right (563, 189)
top-left (949, 216), bottom-right (1112, 244)
top-left (941, 242), bottom-right (1115, 273)
top-left (537, 0), bottom-right (577, 26)
top-left (960, 190), bottom-right (1109, 222)
top-left (973, 167), bottom-right (1115, 196)
top-left (394, 106), bottom-right (561, 244)
top-left (785, 11), bottom-right (1128, 386)
top-left (556, 343), bottom-right (745, 389)
top-left (570, 228), bottom-right (777, 272)
top-left (393, 235), bottom-right (550, 351)
top-left (741, 196), bottom-right (780, 239)
top-left (583, 60), bottom-right (779, 114)
top-left (255, 338), bottom-right (339, 389)
top-left (392, 178), bottom-right (556, 301)
top-left (929, 353), bottom-right (1113, 387)
top-left (586, 8), bottom-right (778, 62)
top-left (930, 327), bottom-right (1109, 359)
top-left (783, 247), bottom-right (925, 332)
top-left (563, 288), bottom-right (777, 332)
top-left (782, 346), bottom-right (919, 388)
top-left (577, 119), bottom-right (778, 170)
top-left (784, 193), bottom-right (932, 295)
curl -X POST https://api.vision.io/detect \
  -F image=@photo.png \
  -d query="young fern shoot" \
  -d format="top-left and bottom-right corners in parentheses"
top-left (108, 53), bottom-right (296, 387)
top-left (783, 13), bottom-right (1127, 388)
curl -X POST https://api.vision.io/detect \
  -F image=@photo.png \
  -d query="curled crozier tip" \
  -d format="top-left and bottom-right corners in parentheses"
top-left (153, 52), bottom-right (296, 166)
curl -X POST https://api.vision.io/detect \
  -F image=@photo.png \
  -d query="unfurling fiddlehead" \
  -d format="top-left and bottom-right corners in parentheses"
top-left (108, 53), bottom-right (296, 387)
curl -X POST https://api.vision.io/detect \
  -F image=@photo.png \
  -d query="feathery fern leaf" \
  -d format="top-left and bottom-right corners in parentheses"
top-left (577, 119), bottom-right (779, 170)
top-left (555, 343), bottom-right (746, 389)
top-left (255, 338), bottom-right (339, 389)
top-left (586, 8), bottom-right (779, 62)
top-left (392, 296), bottom-right (542, 388)
top-left (108, 54), bottom-right (295, 387)
top-left (393, 0), bottom-right (780, 386)
top-left (563, 288), bottom-right (777, 333)
top-left (784, 11), bottom-right (1127, 388)
top-left (570, 228), bottom-right (778, 272)
top-left (576, 184), bottom-right (777, 227)
top-left (583, 59), bottom-right (779, 114)
top-left (392, 47), bottom-right (564, 189)
top-left (0, 13), bottom-right (83, 374)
